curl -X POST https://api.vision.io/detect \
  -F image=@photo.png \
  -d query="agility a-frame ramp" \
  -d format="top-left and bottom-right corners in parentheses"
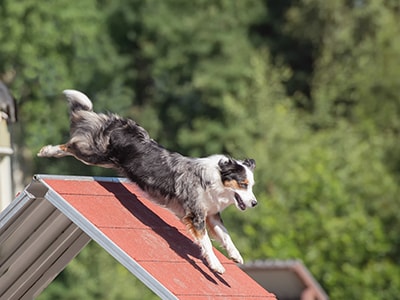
top-left (0, 175), bottom-right (276, 299)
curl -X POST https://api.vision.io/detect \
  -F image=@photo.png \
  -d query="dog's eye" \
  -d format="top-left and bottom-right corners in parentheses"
top-left (239, 182), bottom-right (248, 189)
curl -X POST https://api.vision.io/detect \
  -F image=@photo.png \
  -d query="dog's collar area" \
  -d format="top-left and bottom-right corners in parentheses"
top-left (234, 193), bottom-right (246, 211)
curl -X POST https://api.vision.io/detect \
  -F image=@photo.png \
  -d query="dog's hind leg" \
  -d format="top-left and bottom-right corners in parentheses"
top-left (206, 213), bottom-right (244, 264)
top-left (37, 144), bottom-right (73, 158)
top-left (182, 213), bottom-right (226, 274)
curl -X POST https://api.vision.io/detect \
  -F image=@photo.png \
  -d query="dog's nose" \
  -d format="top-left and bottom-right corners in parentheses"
top-left (251, 199), bottom-right (258, 207)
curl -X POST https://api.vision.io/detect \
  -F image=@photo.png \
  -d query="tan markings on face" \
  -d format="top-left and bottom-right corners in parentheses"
top-left (223, 179), bottom-right (249, 190)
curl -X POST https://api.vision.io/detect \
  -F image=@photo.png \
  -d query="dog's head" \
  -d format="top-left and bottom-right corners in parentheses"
top-left (218, 157), bottom-right (257, 211)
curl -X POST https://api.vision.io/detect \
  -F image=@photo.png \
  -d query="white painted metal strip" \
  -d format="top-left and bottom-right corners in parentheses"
top-left (34, 174), bottom-right (130, 183)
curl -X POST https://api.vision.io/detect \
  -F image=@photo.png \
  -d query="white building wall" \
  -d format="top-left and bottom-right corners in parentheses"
top-left (0, 118), bottom-right (14, 211)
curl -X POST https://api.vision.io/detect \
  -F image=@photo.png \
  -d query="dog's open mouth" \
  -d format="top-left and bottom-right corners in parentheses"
top-left (234, 193), bottom-right (246, 211)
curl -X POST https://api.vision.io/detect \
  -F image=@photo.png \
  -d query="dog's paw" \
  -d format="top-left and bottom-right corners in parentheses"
top-left (229, 249), bottom-right (244, 264)
top-left (205, 254), bottom-right (226, 274)
top-left (210, 261), bottom-right (226, 274)
top-left (37, 145), bottom-right (52, 157)
top-left (37, 145), bottom-right (67, 158)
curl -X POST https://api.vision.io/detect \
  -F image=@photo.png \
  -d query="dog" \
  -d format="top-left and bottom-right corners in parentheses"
top-left (38, 90), bottom-right (258, 274)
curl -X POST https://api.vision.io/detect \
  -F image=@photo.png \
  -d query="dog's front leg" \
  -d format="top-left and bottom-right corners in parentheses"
top-left (37, 144), bottom-right (72, 158)
top-left (206, 213), bottom-right (244, 264)
top-left (182, 213), bottom-right (225, 274)
top-left (198, 230), bottom-right (226, 274)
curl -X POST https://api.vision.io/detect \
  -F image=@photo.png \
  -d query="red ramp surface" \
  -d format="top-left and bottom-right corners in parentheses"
top-left (0, 175), bottom-right (276, 299)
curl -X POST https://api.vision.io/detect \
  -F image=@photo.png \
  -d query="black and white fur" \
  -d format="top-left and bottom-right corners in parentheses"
top-left (38, 90), bottom-right (257, 274)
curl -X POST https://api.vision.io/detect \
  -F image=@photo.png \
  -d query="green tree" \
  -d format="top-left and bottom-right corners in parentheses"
top-left (0, 0), bottom-right (131, 180)
top-left (3, 0), bottom-right (400, 299)
top-left (220, 58), bottom-right (400, 296)
top-left (229, 1), bottom-right (400, 298)
top-left (1, 1), bottom-right (150, 299)
top-left (107, 0), bottom-right (267, 155)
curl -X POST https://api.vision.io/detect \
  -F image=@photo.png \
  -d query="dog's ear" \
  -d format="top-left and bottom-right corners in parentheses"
top-left (242, 158), bottom-right (256, 171)
top-left (218, 157), bottom-right (235, 170)
top-left (218, 157), bottom-right (241, 180)
top-left (218, 156), bottom-right (235, 168)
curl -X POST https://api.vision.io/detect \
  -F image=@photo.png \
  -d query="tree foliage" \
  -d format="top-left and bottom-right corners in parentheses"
top-left (1, 0), bottom-right (400, 298)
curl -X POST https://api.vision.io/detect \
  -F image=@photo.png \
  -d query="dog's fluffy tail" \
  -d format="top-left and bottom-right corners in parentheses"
top-left (63, 89), bottom-right (93, 112)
